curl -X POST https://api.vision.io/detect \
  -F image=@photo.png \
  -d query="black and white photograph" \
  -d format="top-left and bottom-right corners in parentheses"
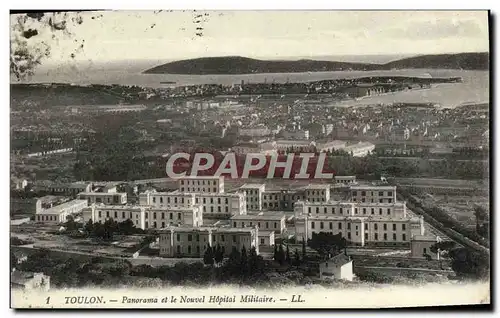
top-left (9, 10), bottom-right (491, 309)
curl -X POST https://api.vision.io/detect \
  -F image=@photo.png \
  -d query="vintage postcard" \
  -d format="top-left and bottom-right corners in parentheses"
top-left (9, 10), bottom-right (490, 309)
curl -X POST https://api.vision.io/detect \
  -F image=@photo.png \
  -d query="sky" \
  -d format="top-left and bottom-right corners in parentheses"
top-left (11, 10), bottom-right (490, 65)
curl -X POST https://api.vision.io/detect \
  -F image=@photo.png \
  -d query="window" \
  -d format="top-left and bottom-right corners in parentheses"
top-left (266, 222), bottom-right (269, 228)
top-left (392, 224), bottom-right (396, 231)
top-left (177, 213), bottom-right (181, 220)
top-left (363, 208), bottom-right (366, 215)
top-left (361, 191), bottom-right (366, 196)
top-left (387, 208), bottom-right (391, 215)
top-left (347, 223), bottom-right (351, 230)
top-left (162, 212), bottom-right (165, 219)
top-left (402, 224), bottom-right (406, 230)
top-left (169, 213), bottom-right (173, 219)
top-left (234, 222), bottom-right (237, 227)
top-left (365, 233), bottom-right (368, 240)
top-left (197, 246), bottom-right (200, 254)
top-left (371, 208), bottom-right (374, 215)
top-left (324, 207), bottom-right (327, 214)
top-left (145, 212), bottom-right (149, 219)
top-left (196, 235), bottom-right (200, 242)
top-left (338, 222), bottom-right (342, 230)
top-left (379, 191), bottom-right (383, 196)
top-left (402, 234), bottom-right (406, 241)
top-left (177, 234), bottom-right (180, 241)
top-left (352, 191), bottom-right (357, 196)
top-left (375, 233), bottom-right (378, 240)
top-left (177, 245), bottom-right (181, 254)
top-left (388, 191), bottom-right (393, 196)
top-left (383, 224), bottom-right (387, 231)
top-left (308, 207), bottom-right (311, 214)
top-left (383, 233), bottom-right (387, 241)
top-left (122, 212), bottom-right (125, 218)
top-left (347, 232), bottom-right (351, 240)
top-left (221, 235), bottom-right (225, 242)
top-left (340, 208), bottom-right (343, 214)
top-left (374, 224), bottom-right (378, 230)
top-left (311, 222), bottom-right (315, 229)
top-left (320, 222), bottom-right (324, 229)
top-left (392, 233), bottom-right (396, 240)
top-left (153, 212), bottom-right (157, 219)
top-left (242, 222), bottom-right (245, 227)
top-left (388, 199), bottom-right (392, 203)
top-left (161, 222), bottom-right (165, 228)
top-left (329, 222), bottom-right (333, 230)
top-left (379, 208), bottom-right (382, 215)
top-left (355, 208), bottom-right (358, 214)
top-left (160, 197), bottom-right (163, 204)
top-left (232, 236), bottom-right (236, 243)
top-left (98, 211), bottom-right (102, 218)
top-left (153, 197), bottom-right (156, 203)
top-left (274, 222), bottom-right (277, 229)
top-left (316, 207), bottom-right (319, 214)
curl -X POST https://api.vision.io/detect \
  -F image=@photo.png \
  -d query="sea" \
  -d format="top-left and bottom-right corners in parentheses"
top-left (12, 59), bottom-right (489, 109)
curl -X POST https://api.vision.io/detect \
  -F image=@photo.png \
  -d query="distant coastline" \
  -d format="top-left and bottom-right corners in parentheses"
top-left (143, 53), bottom-right (489, 75)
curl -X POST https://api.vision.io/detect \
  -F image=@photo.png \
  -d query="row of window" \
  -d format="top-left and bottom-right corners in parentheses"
top-left (233, 221), bottom-right (279, 229)
top-left (352, 198), bottom-right (393, 203)
top-left (37, 214), bottom-right (58, 221)
top-left (97, 210), bottom-right (183, 220)
top-left (180, 180), bottom-right (218, 186)
top-left (307, 206), bottom-right (393, 215)
top-left (318, 231), bottom-right (407, 242)
top-left (181, 187), bottom-right (218, 193)
top-left (352, 191), bottom-right (394, 197)
top-left (152, 196), bottom-right (231, 205)
top-left (310, 221), bottom-right (407, 231)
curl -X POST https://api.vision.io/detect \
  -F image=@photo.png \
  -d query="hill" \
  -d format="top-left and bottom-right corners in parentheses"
top-left (143, 53), bottom-right (489, 75)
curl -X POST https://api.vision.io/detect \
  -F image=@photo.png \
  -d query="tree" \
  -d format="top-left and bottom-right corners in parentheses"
top-left (84, 219), bottom-right (93, 233)
top-left (293, 249), bottom-right (301, 266)
top-left (214, 244), bottom-right (224, 265)
top-left (273, 244), bottom-right (279, 261)
top-left (285, 245), bottom-right (291, 264)
top-left (240, 246), bottom-right (248, 275)
top-left (301, 239), bottom-right (306, 259)
top-left (277, 244), bottom-right (285, 265)
top-left (449, 248), bottom-right (489, 280)
top-left (203, 244), bottom-right (214, 266)
top-left (11, 251), bottom-right (18, 270)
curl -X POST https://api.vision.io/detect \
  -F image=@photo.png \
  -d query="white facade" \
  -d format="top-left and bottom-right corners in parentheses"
top-left (294, 215), bottom-right (424, 246)
top-left (411, 235), bottom-right (441, 260)
top-left (82, 204), bottom-right (203, 230)
top-left (139, 190), bottom-right (246, 219)
top-left (334, 176), bottom-right (356, 185)
top-left (319, 254), bottom-right (354, 281)
top-left (159, 226), bottom-right (259, 257)
top-left (178, 176), bottom-right (225, 194)
top-left (350, 185), bottom-right (397, 203)
top-left (302, 184), bottom-right (331, 203)
top-left (240, 183), bottom-right (266, 211)
top-left (35, 199), bottom-right (88, 223)
top-left (78, 192), bottom-right (127, 205)
top-left (258, 230), bottom-right (275, 247)
top-left (230, 213), bottom-right (286, 234)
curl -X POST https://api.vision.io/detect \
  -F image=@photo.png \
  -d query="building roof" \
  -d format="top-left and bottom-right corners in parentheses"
top-left (335, 175), bottom-right (356, 180)
top-left (78, 192), bottom-right (127, 197)
top-left (230, 213), bottom-right (286, 221)
top-left (11, 271), bottom-right (45, 286)
top-left (325, 253), bottom-right (352, 267)
top-left (412, 235), bottom-right (440, 242)
top-left (37, 199), bottom-right (87, 215)
top-left (258, 230), bottom-right (275, 236)
top-left (350, 185), bottom-right (396, 191)
top-left (240, 183), bottom-right (266, 189)
top-left (301, 184), bottom-right (331, 190)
